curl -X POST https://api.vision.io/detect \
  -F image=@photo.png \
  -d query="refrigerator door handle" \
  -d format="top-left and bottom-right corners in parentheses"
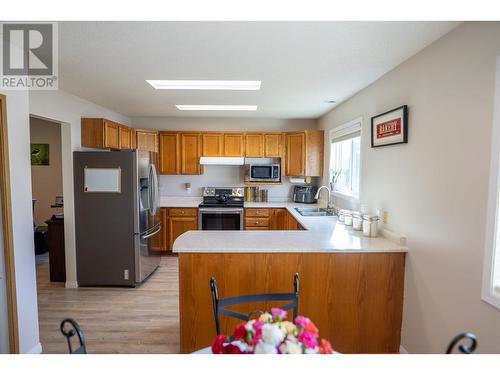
top-left (141, 225), bottom-right (161, 240)
top-left (151, 163), bottom-right (160, 212)
top-left (149, 164), bottom-right (158, 216)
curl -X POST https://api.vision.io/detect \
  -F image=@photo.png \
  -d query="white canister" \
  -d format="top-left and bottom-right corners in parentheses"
top-left (338, 209), bottom-right (349, 223)
top-left (344, 211), bottom-right (353, 226)
top-left (362, 214), bottom-right (379, 237)
top-left (352, 211), bottom-right (363, 231)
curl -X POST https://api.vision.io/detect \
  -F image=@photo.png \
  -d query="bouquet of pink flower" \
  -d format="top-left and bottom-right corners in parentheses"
top-left (211, 308), bottom-right (334, 354)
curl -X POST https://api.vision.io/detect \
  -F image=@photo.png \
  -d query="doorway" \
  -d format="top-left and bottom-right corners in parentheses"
top-left (29, 116), bottom-right (65, 351)
top-left (30, 116), bottom-right (64, 274)
top-left (0, 94), bottom-right (18, 354)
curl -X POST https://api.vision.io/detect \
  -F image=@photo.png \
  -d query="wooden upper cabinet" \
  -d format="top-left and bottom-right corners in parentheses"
top-left (285, 132), bottom-right (305, 177)
top-left (136, 129), bottom-right (159, 152)
top-left (201, 133), bottom-right (224, 156)
top-left (264, 133), bottom-right (283, 158)
top-left (285, 130), bottom-right (324, 177)
top-left (244, 133), bottom-right (264, 157)
top-left (118, 126), bottom-right (132, 149)
top-left (180, 133), bottom-right (202, 175)
top-left (223, 133), bottom-right (245, 157)
top-left (81, 118), bottom-right (131, 150)
top-left (159, 132), bottom-right (180, 174)
top-left (104, 121), bottom-right (120, 149)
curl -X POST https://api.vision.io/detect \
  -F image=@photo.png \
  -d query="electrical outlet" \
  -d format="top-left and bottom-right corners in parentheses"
top-left (124, 269), bottom-right (129, 280)
top-left (383, 211), bottom-right (388, 225)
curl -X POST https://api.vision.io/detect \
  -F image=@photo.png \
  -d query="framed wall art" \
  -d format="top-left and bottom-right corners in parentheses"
top-left (371, 105), bottom-right (408, 147)
top-left (31, 143), bottom-right (50, 165)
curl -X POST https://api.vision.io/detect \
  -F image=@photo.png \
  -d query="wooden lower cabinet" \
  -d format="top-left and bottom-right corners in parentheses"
top-left (245, 208), bottom-right (304, 230)
top-left (179, 252), bottom-right (406, 353)
top-left (270, 208), bottom-right (287, 230)
top-left (245, 208), bottom-right (270, 229)
top-left (285, 209), bottom-right (303, 230)
top-left (149, 207), bottom-right (198, 254)
top-left (149, 208), bottom-right (168, 252)
top-left (167, 208), bottom-right (198, 253)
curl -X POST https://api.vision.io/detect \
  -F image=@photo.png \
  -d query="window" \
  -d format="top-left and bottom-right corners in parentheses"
top-left (483, 57), bottom-right (500, 309)
top-left (329, 118), bottom-right (362, 199)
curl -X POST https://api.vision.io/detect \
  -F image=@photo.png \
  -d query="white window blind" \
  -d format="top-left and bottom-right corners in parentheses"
top-left (330, 118), bottom-right (362, 199)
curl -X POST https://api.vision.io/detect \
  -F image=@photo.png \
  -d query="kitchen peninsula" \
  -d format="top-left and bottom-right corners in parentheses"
top-left (174, 202), bottom-right (407, 354)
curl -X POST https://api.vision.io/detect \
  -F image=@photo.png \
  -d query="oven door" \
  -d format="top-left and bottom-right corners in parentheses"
top-left (199, 208), bottom-right (244, 230)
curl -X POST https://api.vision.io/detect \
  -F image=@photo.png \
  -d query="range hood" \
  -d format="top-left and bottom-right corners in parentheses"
top-left (199, 157), bottom-right (245, 166)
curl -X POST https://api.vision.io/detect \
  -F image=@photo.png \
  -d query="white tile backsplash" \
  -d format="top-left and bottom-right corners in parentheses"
top-left (159, 165), bottom-right (317, 200)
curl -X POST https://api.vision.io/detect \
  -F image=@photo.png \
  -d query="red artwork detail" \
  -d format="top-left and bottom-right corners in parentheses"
top-left (376, 118), bottom-right (401, 139)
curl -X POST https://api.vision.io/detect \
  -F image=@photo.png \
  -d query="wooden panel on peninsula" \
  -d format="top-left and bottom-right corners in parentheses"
top-left (178, 252), bottom-right (405, 354)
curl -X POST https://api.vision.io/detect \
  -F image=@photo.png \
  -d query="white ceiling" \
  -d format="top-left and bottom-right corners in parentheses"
top-left (58, 21), bottom-right (459, 119)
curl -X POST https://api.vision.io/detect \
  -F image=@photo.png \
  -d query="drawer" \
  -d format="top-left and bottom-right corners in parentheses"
top-left (245, 217), bottom-right (270, 227)
top-left (168, 208), bottom-right (198, 217)
top-left (245, 226), bottom-right (269, 231)
top-left (245, 208), bottom-right (270, 217)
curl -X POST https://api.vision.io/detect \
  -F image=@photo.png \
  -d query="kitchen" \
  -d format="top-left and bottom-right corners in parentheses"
top-left (73, 115), bottom-right (405, 353)
top-left (2, 19), bottom-right (500, 362)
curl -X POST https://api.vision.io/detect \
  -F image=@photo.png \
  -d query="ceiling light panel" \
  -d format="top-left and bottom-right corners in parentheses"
top-left (147, 80), bottom-right (261, 90)
top-left (175, 105), bottom-right (258, 111)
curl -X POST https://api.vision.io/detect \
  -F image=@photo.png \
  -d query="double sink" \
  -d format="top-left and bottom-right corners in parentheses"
top-left (295, 207), bottom-right (336, 217)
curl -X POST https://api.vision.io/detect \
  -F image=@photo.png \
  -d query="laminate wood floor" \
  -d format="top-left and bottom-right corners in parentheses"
top-left (35, 254), bottom-right (180, 354)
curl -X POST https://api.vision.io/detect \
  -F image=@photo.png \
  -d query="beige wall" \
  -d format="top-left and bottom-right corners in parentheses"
top-left (131, 116), bottom-right (317, 132)
top-left (30, 117), bottom-right (63, 227)
top-left (318, 22), bottom-right (500, 353)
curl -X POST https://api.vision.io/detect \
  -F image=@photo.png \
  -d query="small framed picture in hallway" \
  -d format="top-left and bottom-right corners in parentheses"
top-left (31, 144), bottom-right (50, 165)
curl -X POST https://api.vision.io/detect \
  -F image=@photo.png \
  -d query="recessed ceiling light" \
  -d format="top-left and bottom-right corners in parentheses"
top-left (176, 105), bottom-right (258, 111)
top-left (325, 100), bottom-right (337, 104)
top-left (147, 80), bottom-right (261, 90)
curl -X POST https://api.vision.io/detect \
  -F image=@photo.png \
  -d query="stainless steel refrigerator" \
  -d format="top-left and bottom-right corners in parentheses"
top-left (73, 149), bottom-right (161, 286)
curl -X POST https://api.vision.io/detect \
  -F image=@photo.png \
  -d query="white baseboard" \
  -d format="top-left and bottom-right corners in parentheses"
top-left (25, 342), bottom-right (43, 354)
top-left (399, 345), bottom-right (409, 354)
top-left (65, 280), bottom-right (78, 289)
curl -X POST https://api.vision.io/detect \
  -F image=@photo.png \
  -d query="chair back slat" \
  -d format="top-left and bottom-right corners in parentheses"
top-left (60, 318), bottom-right (87, 354)
top-left (219, 292), bottom-right (297, 307)
top-left (210, 273), bottom-right (299, 336)
top-left (446, 332), bottom-right (477, 354)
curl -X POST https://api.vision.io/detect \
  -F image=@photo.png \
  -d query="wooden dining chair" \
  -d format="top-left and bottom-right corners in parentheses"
top-left (446, 332), bottom-right (477, 354)
top-left (209, 273), bottom-right (299, 335)
top-left (60, 318), bottom-right (87, 354)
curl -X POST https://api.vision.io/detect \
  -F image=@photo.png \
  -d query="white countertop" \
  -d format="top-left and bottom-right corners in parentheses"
top-left (160, 196), bottom-right (203, 207)
top-left (170, 198), bottom-right (407, 254)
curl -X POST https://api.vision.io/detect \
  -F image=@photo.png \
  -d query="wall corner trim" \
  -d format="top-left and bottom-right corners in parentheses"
top-left (399, 345), bottom-right (409, 354)
top-left (65, 280), bottom-right (78, 289)
top-left (25, 342), bottom-right (43, 354)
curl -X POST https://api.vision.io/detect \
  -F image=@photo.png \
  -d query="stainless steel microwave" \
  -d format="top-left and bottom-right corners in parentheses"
top-left (245, 164), bottom-right (281, 182)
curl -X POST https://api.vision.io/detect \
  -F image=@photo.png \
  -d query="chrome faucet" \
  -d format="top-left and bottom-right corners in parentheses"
top-left (314, 185), bottom-right (334, 211)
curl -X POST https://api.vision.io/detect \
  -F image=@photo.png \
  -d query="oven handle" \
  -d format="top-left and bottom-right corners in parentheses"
top-left (199, 208), bottom-right (244, 214)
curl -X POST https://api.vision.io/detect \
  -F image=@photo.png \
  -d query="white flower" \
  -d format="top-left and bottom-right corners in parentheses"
top-left (254, 342), bottom-right (278, 354)
top-left (245, 320), bottom-right (256, 332)
top-left (305, 347), bottom-right (319, 354)
top-left (261, 324), bottom-right (284, 346)
top-left (281, 340), bottom-right (302, 354)
top-left (230, 340), bottom-right (249, 352)
top-left (258, 312), bottom-right (273, 322)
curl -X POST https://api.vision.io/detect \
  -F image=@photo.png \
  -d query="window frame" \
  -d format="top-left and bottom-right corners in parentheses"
top-left (482, 57), bottom-right (500, 310)
top-left (329, 117), bottom-right (362, 201)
